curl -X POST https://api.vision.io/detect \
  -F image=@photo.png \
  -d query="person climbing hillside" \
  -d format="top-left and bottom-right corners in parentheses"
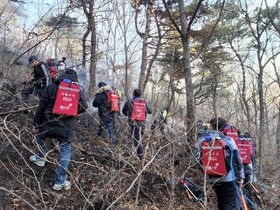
top-left (92, 82), bottom-right (117, 148)
top-left (29, 69), bottom-right (88, 191)
top-left (122, 89), bottom-right (152, 160)
top-left (22, 55), bottom-right (51, 104)
top-left (240, 131), bottom-right (256, 210)
top-left (194, 117), bottom-right (244, 210)
top-left (151, 106), bottom-right (169, 135)
top-left (45, 58), bottom-right (57, 82)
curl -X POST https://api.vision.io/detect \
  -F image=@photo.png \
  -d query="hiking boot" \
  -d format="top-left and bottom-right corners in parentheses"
top-left (24, 109), bottom-right (31, 114)
top-left (53, 180), bottom-right (71, 191)
top-left (29, 155), bottom-right (45, 167)
top-left (18, 106), bottom-right (31, 114)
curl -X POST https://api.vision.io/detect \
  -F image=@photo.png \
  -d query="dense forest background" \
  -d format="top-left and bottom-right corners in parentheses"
top-left (0, 0), bottom-right (280, 209)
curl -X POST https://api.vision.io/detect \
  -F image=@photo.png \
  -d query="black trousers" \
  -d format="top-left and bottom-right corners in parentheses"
top-left (212, 181), bottom-right (237, 210)
top-left (130, 121), bottom-right (145, 160)
top-left (22, 86), bottom-right (45, 102)
top-left (244, 174), bottom-right (254, 209)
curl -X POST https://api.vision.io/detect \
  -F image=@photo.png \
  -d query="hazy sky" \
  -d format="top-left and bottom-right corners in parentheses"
top-left (23, 0), bottom-right (63, 30)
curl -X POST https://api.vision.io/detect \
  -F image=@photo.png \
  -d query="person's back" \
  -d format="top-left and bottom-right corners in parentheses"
top-left (122, 89), bottom-right (152, 160)
top-left (160, 108), bottom-right (168, 121)
top-left (92, 83), bottom-right (115, 123)
top-left (92, 82), bottom-right (116, 147)
top-left (22, 55), bottom-right (52, 104)
top-left (33, 61), bottom-right (51, 87)
top-left (122, 89), bottom-right (152, 120)
top-left (151, 107), bottom-right (169, 134)
top-left (33, 70), bottom-right (87, 121)
top-left (195, 117), bottom-right (244, 210)
top-left (46, 58), bottom-right (57, 81)
top-left (196, 130), bottom-right (241, 182)
top-left (112, 87), bottom-right (122, 100)
top-left (30, 69), bottom-right (88, 191)
top-left (240, 132), bottom-right (255, 210)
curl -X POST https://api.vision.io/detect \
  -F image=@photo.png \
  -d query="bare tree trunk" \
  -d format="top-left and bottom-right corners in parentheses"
top-left (265, 0), bottom-right (280, 159)
top-left (277, 102), bottom-right (280, 157)
top-left (133, 0), bottom-right (161, 93)
top-left (135, 3), bottom-right (151, 91)
top-left (257, 46), bottom-right (265, 167)
top-left (54, 30), bottom-right (59, 61)
top-left (81, 0), bottom-right (97, 99)
top-left (142, 6), bottom-right (162, 93)
top-left (178, 0), bottom-right (196, 143)
top-left (82, 30), bottom-right (90, 68)
top-left (229, 41), bottom-right (252, 129)
top-left (123, 12), bottom-right (129, 99)
top-left (89, 21), bottom-right (97, 99)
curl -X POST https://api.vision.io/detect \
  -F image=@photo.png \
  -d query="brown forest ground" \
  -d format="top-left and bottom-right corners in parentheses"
top-left (0, 91), bottom-right (279, 210)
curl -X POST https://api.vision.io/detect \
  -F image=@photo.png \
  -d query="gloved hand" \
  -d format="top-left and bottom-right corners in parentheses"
top-left (22, 81), bottom-right (27, 86)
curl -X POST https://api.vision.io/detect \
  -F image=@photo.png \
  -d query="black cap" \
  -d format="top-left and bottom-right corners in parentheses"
top-left (28, 55), bottom-right (38, 64)
top-left (98, 82), bottom-right (107, 88)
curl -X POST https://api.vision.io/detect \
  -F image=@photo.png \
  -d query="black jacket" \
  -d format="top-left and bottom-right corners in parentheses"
top-left (33, 72), bottom-right (88, 141)
top-left (32, 61), bottom-right (51, 88)
top-left (92, 88), bottom-right (114, 123)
